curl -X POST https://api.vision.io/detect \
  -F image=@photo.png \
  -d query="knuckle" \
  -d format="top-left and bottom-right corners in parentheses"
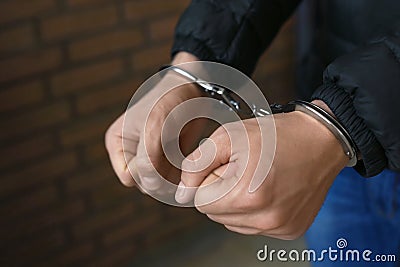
top-left (105, 121), bottom-right (121, 151)
top-left (117, 172), bottom-right (135, 187)
top-left (135, 157), bottom-right (155, 173)
top-left (289, 232), bottom-right (303, 240)
top-left (195, 203), bottom-right (207, 214)
top-left (211, 125), bottom-right (228, 141)
top-left (280, 231), bottom-right (304, 241)
top-left (252, 228), bottom-right (264, 235)
top-left (181, 157), bottom-right (196, 173)
top-left (187, 148), bottom-right (202, 162)
top-left (104, 126), bottom-right (114, 151)
top-left (119, 178), bottom-right (133, 187)
top-left (224, 225), bottom-right (261, 235)
top-left (182, 148), bottom-right (207, 173)
top-left (286, 227), bottom-right (307, 240)
top-left (259, 212), bottom-right (286, 231)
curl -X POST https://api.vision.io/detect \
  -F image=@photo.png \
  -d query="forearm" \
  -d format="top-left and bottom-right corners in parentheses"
top-left (172, 0), bottom-right (301, 75)
top-left (312, 34), bottom-right (400, 176)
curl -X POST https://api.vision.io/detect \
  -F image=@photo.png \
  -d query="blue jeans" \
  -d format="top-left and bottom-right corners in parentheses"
top-left (306, 168), bottom-right (400, 266)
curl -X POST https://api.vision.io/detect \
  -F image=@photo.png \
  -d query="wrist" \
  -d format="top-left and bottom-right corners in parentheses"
top-left (311, 99), bottom-right (362, 161)
top-left (158, 72), bottom-right (203, 99)
top-left (289, 100), bottom-right (357, 166)
top-left (311, 99), bottom-right (335, 117)
top-left (161, 57), bottom-right (207, 99)
top-left (172, 52), bottom-right (199, 65)
top-left (148, 73), bottom-right (202, 105)
top-left (283, 111), bottom-right (348, 169)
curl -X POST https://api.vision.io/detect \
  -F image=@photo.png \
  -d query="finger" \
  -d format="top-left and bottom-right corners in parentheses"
top-left (224, 225), bottom-right (291, 239)
top-left (224, 225), bottom-right (261, 235)
top-left (193, 162), bottom-right (240, 208)
top-left (135, 135), bottom-right (163, 191)
top-left (208, 210), bottom-right (303, 239)
top-left (206, 212), bottom-right (279, 230)
top-left (109, 149), bottom-right (137, 187)
top-left (124, 155), bottom-right (141, 187)
top-left (180, 117), bottom-right (214, 156)
top-left (175, 127), bottom-right (232, 204)
top-left (105, 115), bottom-right (139, 187)
top-left (207, 214), bottom-right (251, 227)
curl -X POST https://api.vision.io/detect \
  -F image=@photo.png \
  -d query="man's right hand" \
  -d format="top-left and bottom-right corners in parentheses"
top-left (105, 52), bottom-right (205, 193)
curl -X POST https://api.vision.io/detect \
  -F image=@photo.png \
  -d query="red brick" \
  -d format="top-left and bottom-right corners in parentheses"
top-left (0, 134), bottom-right (55, 169)
top-left (41, 6), bottom-right (118, 41)
top-left (2, 186), bottom-right (59, 218)
top-left (0, 24), bottom-right (35, 53)
top-left (102, 211), bottom-right (160, 246)
top-left (76, 78), bottom-right (139, 114)
top-left (3, 200), bottom-right (85, 241)
top-left (67, 0), bottom-right (109, 8)
top-left (144, 211), bottom-right (202, 247)
top-left (0, 48), bottom-right (62, 83)
top-left (124, 0), bottom-right (189, 21)
top-left (87, 244), bottom-right (136, 267)
top-left (0, 1), bottom-right (297, 267)
top-left (132, 43), bottom-right (171, 71)
top-left (89, 180), bottom-right (132, 209)
top-left (83, 141), bottom-right (109, 164)
top-left (149, 16), bottom-right (178, 41)
top-left (0, 0), bottom-right (57, 24)
top-left (140, 193), bottom-right (163, 210)
top-left (65, 162), bottom-right (112, 193)
top-left (72, 201), bottom-right (136, 238)
top-left (44, 200), bottom-right (86, 227)
top-left (3, 230), bottom-right (65, 265)
top-left (59, 111), bottom-right (119, 146)
top-left (0, 101), bottom-right (71, 140)
top-left (69, 29), bottom-right (144, 61)
top-left (26, 230), bottom-right (65, 256)
top-left (51, 59), bottom-right (124, 95)
top-left (0, 81), bottom-right (44, 112)
top-left (1, 152), bottom-right (78, 196)
top-left (50, 243), bottom-right (94, 265)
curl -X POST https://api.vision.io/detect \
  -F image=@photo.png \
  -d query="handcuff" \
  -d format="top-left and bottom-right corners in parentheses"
top-left (159, 65), bottom-right (358, 167)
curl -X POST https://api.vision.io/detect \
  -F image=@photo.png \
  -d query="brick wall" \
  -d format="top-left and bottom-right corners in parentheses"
top-left (0, 0), bottom-right (295, 266)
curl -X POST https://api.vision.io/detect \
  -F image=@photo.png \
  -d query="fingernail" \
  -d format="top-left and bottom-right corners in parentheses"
top-left (175, 181), bottom-right (187, 203)
top-left (175, 181), bottom-right (197, 204)
top-left (141, 176), bottom-right (161, 191)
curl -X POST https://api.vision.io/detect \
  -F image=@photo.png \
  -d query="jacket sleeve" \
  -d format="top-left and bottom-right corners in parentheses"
top-left (312, 34), bottom-right (400, 177)
top-left (172, 0), bottom-right (301, 75)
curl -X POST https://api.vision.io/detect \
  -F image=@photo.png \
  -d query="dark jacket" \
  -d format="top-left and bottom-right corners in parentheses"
top-left (171, 0), bottom-right (400, 177)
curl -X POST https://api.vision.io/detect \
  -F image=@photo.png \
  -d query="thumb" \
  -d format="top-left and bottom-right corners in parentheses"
top-left (135, 130), bottom-right (163, 191)
top-left (175, 127), bottom-right (231, 204)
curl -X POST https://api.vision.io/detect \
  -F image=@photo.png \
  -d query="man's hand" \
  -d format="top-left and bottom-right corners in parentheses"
top-left (105, 52), bottom-right (205, 193)
top-left (176, 108), bottom-right (348, 239)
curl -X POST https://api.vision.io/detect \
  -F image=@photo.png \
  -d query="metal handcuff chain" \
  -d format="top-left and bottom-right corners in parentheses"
top-left (159, 65), bottom-right (358, 167)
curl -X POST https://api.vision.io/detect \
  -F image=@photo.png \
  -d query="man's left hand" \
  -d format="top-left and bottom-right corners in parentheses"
top-left (175, 108), bottom-right (348, 239)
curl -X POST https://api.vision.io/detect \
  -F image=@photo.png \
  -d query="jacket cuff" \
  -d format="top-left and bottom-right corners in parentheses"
top-left (312, 83), bottom-right (387, 177)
